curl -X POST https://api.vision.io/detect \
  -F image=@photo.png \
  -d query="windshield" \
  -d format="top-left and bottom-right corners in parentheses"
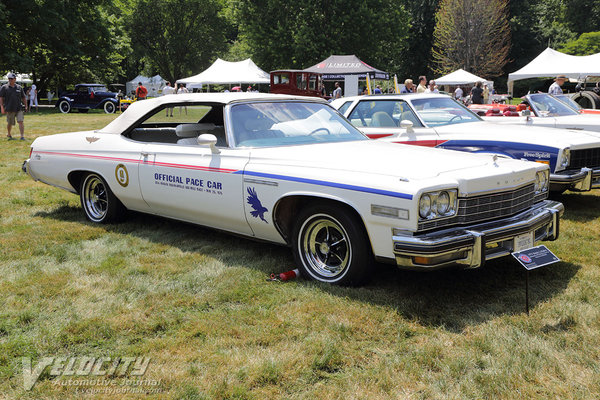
top-left (230, 102), bottom-right (366, 147)
top-left (527, 93), bottom-right (579, 117)
top-left (410, 97), bottom-right (481, 127)
top-left (554, 94), bottom-right (582, 111)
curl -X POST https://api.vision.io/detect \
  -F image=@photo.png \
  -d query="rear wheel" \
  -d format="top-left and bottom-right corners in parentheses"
top-left (80, 173), bottom-right (125, 223)
top-left (292, 203), bottom-right (371, 285)
top-left (58, 100), bottom-right (71, 113)
top-left (104, 101), bottom-right (116, 114)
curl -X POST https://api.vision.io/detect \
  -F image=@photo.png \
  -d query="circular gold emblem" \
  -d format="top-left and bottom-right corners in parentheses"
top-left (115, 164), bottom-right (129, 187)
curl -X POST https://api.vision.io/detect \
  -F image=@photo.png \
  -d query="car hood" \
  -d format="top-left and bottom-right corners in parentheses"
top-left (247, 140), bottom-right (542, 195)
top-left (436, 120), bottom-right (600, 150)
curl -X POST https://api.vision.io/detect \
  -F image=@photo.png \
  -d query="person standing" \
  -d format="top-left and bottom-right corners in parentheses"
top-left (135, 81), bottom-right (148, 100)
top-left (374, 85), bottom-right (382, 94)
top-left (162, 81), bottom-right (175, 117)
top-left (549, 75), bottom-right (566, 95)
top-left (454, 86), bottom-right (463, 100)
top-left (425, 80), bottom-right (439, 94)
top-left (332, 82), bottom-right (342, 99)
top-left (471, 81), bottom-right (484, 104)
top-left (483, 84), bottom-right (490, 104)
top-left (416, 76), bottom-right (427, 93)
top-left (0, 73), bottom-right (28, 140)
top-left (177, 83), bottom-right (188, 115)
top-left (29, 83), bottom-right (38, 112)
top-left (401, 79), bottom-right (414, 93)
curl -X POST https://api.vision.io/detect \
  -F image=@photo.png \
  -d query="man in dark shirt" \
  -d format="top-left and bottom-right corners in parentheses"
top-left (471, 81), bottom-right (484, 105)
top-left (0, 73), bottom-right (28, 140)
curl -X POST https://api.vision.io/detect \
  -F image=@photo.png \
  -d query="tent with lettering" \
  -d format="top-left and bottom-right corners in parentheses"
top-left (507, 47), bottom-right (600, 94)
top-left (303, 55), bottom-right (389, 80)
top-left (176, 58), bottom-right (270, 89)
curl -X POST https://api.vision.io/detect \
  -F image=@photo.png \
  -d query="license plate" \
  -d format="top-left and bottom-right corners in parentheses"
top-left (514, 232), bottom-right (534, 252)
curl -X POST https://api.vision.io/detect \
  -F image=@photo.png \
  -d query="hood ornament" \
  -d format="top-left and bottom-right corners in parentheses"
top-left (492, 154), bottom-right (499, 165)
top-left (86, 136), bottom-right (100, 143)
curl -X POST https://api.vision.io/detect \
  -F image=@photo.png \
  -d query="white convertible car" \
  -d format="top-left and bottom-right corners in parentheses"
top-left (332, 94), bottom-right (600, 193)
top-left (23, 93), bottom-right (563, 285)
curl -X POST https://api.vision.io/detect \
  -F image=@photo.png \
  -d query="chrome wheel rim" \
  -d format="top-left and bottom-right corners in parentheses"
top-left (301, 215), bottom-right (350, 279)
top-left (83, 176), bottom-right (108, 221)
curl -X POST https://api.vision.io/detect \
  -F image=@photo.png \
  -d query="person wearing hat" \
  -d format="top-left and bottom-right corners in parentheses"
top-left (549, 75), bottom-right (566, 95)
top-left (0, 72), bottom-right (28, 140)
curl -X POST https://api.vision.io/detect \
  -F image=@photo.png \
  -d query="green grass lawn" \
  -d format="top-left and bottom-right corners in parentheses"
top-left (1, 109), bottom-right (600, 399)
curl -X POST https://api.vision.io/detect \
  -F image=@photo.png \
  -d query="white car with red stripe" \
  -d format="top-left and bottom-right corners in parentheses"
top-left (332, 93), bottom-right (600, 193)
top-left (23, 93), bottom-right (563, 285)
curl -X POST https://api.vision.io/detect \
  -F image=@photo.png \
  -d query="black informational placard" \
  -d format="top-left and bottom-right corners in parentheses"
top-left (512, 245), bottom-right (560, 270)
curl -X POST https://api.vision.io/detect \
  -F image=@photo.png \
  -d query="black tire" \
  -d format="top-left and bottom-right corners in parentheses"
top-left (58, 100), bottom-right (71, 114)
top-left (292, 203), bottom-right (372, 285)
top-left (104, 101), bottom-right (116, 114)
top-left (572, 91), bottom-right (600, 109)
top-left (80, 173), bottom-right (125, 223)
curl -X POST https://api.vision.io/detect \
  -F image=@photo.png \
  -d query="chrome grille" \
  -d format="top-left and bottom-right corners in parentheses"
top-left (570, 148), bottom-right (600, 169)
top-left (418, 184), bottom-right (536, 231)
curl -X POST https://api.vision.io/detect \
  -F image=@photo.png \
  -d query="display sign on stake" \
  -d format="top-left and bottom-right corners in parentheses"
top-left (512, 245), bottom-right (560, 314)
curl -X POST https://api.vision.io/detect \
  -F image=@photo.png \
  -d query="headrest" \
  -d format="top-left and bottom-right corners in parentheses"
top-left (176, 123), bottom-right (217, 137)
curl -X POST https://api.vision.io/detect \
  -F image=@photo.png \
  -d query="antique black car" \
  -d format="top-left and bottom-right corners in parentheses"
top-left (56, 84), bottom-right (119, 114)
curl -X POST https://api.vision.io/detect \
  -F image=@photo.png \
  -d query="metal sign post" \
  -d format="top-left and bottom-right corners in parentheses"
top-left (512, 245), bottom-right (560, 315)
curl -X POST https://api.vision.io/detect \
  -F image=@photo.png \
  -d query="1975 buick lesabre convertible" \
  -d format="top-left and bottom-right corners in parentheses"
top-left (23, 93), bottom-right (564, 285)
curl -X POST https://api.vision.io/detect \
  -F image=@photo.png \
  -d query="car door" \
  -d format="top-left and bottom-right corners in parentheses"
top-left (135, 104), bottom-right (254, 235)
top-left (346, 99), bottom-right (441, 147)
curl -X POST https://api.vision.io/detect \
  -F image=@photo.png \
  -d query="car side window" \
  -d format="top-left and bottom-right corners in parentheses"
top-left (126, 104), bottom-right (227, 146)
top-left (348, 100), bottom-right (423, 128)
top-left (337, 101), bottom-right (353, 115)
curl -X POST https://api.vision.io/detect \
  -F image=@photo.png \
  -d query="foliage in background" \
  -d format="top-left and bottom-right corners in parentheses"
top-left (402, 0), bottom-right (441, 80)
top-left (127, 0), bottom-right (230, 84)
top-left (432, 0), bottom-right (511, 77)
top-left (0, 0), bottom-right (128, 95)
top-left (234, 0), bottom-right (411, 75)
top-left (560, 32), bottom-right (600, 56)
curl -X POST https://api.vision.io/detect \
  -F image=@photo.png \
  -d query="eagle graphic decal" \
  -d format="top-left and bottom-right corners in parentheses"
top-left (246, 187), bottom-right (268, 223)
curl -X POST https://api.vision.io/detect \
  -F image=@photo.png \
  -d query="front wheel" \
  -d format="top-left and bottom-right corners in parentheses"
top-left (58, 100), bottom-right (71, 113)
top-left (104, 101), bottom-right (116, 114)
top-left (80, 173), bottom-right (125, 223)
top-left (292, 203), bottom-right (371, 285)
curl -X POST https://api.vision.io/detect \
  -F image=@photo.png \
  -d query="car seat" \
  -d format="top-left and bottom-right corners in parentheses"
top-left (371, 111), bottom-right (396, 127)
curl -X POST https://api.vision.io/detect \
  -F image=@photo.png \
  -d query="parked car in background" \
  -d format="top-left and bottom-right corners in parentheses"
top-left (56, 84), bottom-right (120, 114)
top-left (471, 93), bottom-right (600, 132)
top-left (23, 93), bottom-right (562, 285)
top-left (554, 94), bottom-right (600, 115)
top-left (332, 94), bottom-right (600, 193)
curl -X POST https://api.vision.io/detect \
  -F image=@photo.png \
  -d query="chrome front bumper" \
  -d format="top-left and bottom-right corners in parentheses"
top-left (550, 167), bottom-right (600, 192)
top-left (393, 200), bottom-right (563, 269)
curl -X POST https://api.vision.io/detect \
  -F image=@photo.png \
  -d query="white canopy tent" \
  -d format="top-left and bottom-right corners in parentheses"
top-left (176, 58), bottom-right (270, 90)
top-left (126, 75), bottom-right (166, 97)
top-left (435, 69), bottom-right (493, 88)
top-left (508, 47), bottom-right (600, 94)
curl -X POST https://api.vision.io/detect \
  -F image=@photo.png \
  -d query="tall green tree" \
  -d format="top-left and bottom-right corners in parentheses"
top-left (432, 0), bottom-right (511, 77)
top-left (128, 0), bottom-right (229, 83)
top-left (235, 0), bottom-right (410, 75)
top-left (560, 31), bottom-right (600, 55)
top-left (402, 0), bottom-right (441, 79)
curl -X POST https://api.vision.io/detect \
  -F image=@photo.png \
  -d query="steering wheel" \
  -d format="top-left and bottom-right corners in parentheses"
top-left (449, 115), bottom-right (463, 123)
top-left (309, 127), bottom-right (331, 136)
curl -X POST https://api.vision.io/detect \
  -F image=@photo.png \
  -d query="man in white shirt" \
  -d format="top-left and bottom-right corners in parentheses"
top-left (454, 86), bottom-right (463, 100)
top-left (548, 75), bottom-right (566, 95)
top-left (29, 84), bottom-right (38, 112)
top-left (333, 82), bottom-right (342, 99)
top-left (162, 82), bottom-right (175, 117)
top-left (425, 80), bottom-right (439, 94)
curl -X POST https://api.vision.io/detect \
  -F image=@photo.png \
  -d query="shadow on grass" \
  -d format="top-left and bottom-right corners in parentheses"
top-left (36, 204), bottom-right (579, 332)
top-left (552, 192), bottom-right (600, 223)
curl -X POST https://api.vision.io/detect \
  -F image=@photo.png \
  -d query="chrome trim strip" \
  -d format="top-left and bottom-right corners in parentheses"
top-left (243, 178), bottom-right (279, 186)
top-left (459, 180), bottom-right (536, 197)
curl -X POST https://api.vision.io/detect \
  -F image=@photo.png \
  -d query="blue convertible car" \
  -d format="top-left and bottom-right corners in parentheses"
top-left (56, 84), bottom-right (120, 114)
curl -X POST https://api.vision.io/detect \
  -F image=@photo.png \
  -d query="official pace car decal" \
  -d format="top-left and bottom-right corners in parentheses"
top-left (246, 187), bottom-right (268, 223)
top-left (154, 173), bottom-right (223, 195)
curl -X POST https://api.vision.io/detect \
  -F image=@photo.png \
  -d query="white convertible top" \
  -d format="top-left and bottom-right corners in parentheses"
top-left (97, 92), bottom-right (327, 134)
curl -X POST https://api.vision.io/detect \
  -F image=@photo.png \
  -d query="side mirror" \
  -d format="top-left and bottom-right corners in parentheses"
top-left (521, 109), bottom-right (531, 116)
top-left (197, 134), bottom-right (220, 154)
top-left (399, 119), bottom-right (414, 133)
